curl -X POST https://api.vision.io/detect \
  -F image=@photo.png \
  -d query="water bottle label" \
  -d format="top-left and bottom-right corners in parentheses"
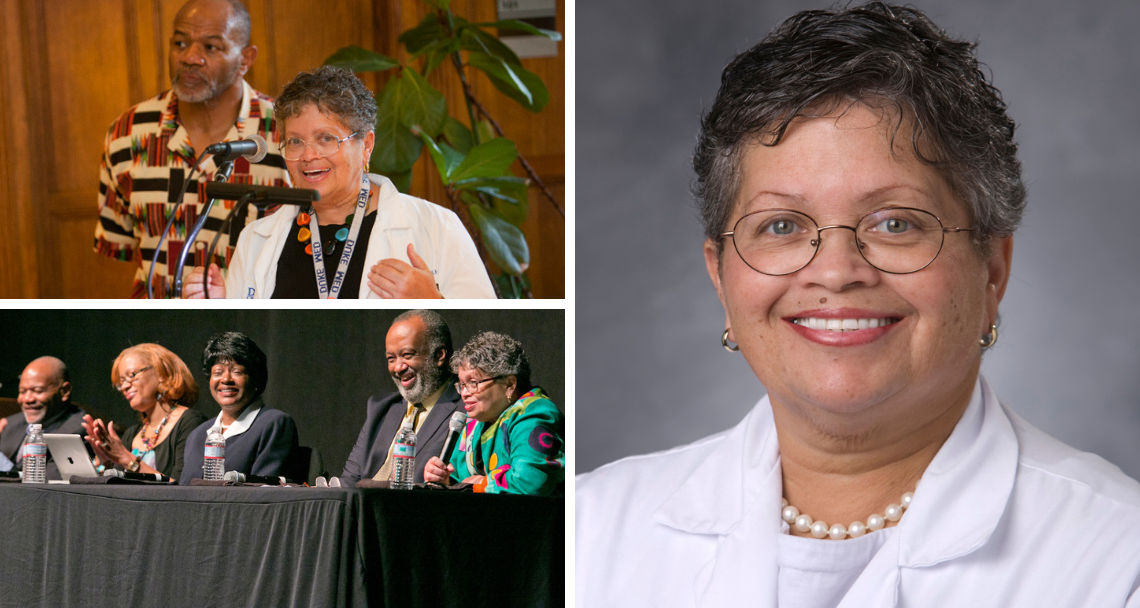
top-left (205, 446), bottom-right (225, 459)
top-left (392, 443), bottom-right (416, 458)
top-left (24, 443), bottom-right (47, 456)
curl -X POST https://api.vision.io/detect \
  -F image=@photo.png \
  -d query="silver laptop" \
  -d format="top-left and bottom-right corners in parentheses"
top-left (44, 433), bottom-right (99, 482)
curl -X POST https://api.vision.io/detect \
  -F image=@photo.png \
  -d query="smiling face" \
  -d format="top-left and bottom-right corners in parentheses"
top-left (17, 359), bottom-right (70, 425)
top-left (168, 0), bottom-right (253, 104)
top-left (116, 353), bottom-right (161, 414)
top-left (283, 103), bottom-right (375, 211)
top-left (385, 317), bottom-right (447, 404)
top-left (705, 104), bottom-right (1011, 437)
top-left (456, 365), bottom-right (514, 423)
top-left (209, 360), bottom-right (254, 415)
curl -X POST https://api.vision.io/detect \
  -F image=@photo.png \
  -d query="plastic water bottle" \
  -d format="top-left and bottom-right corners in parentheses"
top-left (203, 427), bottom-right (226, 481)
top-left (389, 420), bottom-right (416, 490)
top-left (22, 424), bottom-right (47, 484)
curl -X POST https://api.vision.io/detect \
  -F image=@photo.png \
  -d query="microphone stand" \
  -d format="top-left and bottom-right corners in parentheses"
top-left (172, 160), bottom-right (234, 299)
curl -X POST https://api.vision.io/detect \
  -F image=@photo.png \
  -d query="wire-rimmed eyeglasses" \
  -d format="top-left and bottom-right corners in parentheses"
top-left (281, 132), bottom-right (359, 161)
top-left (115, 366), bottom-right (152, 390)
top-left (718, 207), bottom-right (973, 276)
top-left (455, 376), bottom-right (503, 395)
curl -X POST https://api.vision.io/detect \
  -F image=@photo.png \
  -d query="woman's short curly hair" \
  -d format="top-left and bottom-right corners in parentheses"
top-left (275, 65), bottom-right (378, 136)
top-left (201, 332), bottom-right (269, 399)
top-left (111, 343), bottom-right (199, 407)
top-left (694, 2), bottom-right (1026, 254)
top-left (450, 332), bottom-right (531, 388)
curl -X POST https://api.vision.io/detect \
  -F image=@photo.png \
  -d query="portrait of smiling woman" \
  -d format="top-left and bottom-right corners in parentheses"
top-left (576, 3), bottom-right (1140, 606)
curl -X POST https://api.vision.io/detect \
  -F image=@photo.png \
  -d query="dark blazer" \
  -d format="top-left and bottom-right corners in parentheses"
top-left (178, 401), bottom-right (299, 485)
top-left (119, 409), bottom-right (209, 481)
top-left (0, 403), bottom-right (86, 481)
top-left (341, 383), bottom-right (464, 486)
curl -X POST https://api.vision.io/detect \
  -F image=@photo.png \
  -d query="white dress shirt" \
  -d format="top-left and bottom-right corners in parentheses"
top-left (576, 376), bottom-right (1140, 607)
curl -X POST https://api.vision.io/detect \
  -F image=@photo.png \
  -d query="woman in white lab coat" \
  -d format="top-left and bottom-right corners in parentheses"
top-left (575, 4), bottom-right (1140, 606)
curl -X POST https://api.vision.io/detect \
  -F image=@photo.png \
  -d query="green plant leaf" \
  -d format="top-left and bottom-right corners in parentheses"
top-left (450, 138), bottom-right (518, 183)
top-left (417, 131), bottom-right (465, 183)
top-left (423, 0), bottom-right (451, 10)
top-left (475, 119), bottom-right (497, 144)
top-left (323, 45), bottom-right (399, 73)
top-left (399, 13), bottom-right (449, 55)
top-left (417, 38), bottom-right (461, 76)
top-left (466, 51), bottom-right (549, 112)
top-left (442, 117), bottom-right (474, 154)
top-left (372, 87), bottom-right (422, 173)
top-left (459, 27), bottom-right (522, 66)
top-left (394, 67), bottom-right (447, 137)
top-left (382, 169), bottom-right (412, 193)
top-left (456, 177), bottom-right (529, 225)
top-left (472, 20), bottom-right (562, 41)
top-left (468, 204), bottom-right (529, 275)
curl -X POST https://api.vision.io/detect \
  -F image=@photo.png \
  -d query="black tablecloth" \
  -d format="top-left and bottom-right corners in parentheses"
top-left (0, 484), bottom-right (563, 608)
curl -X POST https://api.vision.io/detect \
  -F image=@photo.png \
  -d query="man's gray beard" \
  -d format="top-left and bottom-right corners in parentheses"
top-left (171, 61), bottom-right (241, 104)
top-left (396, 363), bottom-right (447, 404)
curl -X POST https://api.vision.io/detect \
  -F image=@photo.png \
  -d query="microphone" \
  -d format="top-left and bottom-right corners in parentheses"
top-left (204, 134), bottom-right (268, 163)
top-left (102, 469), bottom-right (173, 483)
top-left (223, 470), bottom-right (288, 485)
top-left (205, 182), bottom-right (320, 205)
top-left (438, 411), bottom-right (468, 464)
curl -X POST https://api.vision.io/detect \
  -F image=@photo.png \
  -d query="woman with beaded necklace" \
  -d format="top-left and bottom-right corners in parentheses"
top-left (576, 3), bottom-right (1140, 607)
top-left (183, 65), bottom-right (495, 299)
top-left (82, 344), bottom-right (208, 480)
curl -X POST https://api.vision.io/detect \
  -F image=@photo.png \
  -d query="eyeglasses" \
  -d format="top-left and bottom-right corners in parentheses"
top-left (116, 366), bottom-right (152, 390)
top-left (718, 207), bottom-right (973, 276)
top-left (455, 376), bottom-right (503, 395)
top-left (281, 132), bottom-right (359, 161)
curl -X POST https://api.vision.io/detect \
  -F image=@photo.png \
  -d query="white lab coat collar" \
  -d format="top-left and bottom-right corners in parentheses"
top-left (213, 397), bottom-right (263, 440)
top-left (653, 376), bottom-right (1017, 607)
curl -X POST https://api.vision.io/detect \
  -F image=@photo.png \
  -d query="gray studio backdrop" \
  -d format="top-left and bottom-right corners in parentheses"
top-left (578, 1), bottom-right (1140, 477)
top-left (0, 309), bottom-right (564, 479)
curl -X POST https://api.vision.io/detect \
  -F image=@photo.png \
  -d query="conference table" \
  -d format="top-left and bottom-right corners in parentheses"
top-left (0, 482), bottom-right (564, 607)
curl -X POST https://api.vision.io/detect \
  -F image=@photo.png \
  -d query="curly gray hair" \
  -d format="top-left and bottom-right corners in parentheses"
top-left (694, 2), bottom-right (1025, 255)
top-left (275, 65), bottom-right (377, 137)
top-left (450, 331), bottom-right (531, 387)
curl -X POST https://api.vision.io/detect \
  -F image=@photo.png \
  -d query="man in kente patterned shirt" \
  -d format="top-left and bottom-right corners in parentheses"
top-left (95, 0), bottom-right (290, 298)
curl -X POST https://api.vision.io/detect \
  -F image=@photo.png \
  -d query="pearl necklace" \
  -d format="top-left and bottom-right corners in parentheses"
top-left (781, 490), bottom-right (914, 540)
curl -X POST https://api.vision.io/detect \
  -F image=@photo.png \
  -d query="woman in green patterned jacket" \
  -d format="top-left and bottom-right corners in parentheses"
top-left (424, 331), bottom-right (564, 495)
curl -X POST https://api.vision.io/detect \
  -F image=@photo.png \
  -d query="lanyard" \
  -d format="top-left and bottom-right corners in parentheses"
top-left (308, 174), bottom-right (370, 299)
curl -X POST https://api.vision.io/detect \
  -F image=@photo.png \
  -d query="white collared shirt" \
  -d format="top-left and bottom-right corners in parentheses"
top-left (213, 400), bottom-right (263, 440)
top-left (576, 376), bottom-right (1140, 607)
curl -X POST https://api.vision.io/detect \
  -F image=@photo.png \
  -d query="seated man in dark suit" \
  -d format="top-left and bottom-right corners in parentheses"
top-left (0, 356), bottom-right (86, 480)
top-left (342, 310), bottom-right (464, 486)
top-left (180, 332), bottom-right (299, 484)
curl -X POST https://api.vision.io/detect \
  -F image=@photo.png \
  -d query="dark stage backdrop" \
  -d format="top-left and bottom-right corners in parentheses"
top-left (0, 309), bottom-right (564, 479)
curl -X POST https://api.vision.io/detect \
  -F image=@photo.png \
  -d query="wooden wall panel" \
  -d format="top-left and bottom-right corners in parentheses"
top-left (44, 0), bottom-right (138, 192)
top-left (0, 0), bottom-right (37, 298)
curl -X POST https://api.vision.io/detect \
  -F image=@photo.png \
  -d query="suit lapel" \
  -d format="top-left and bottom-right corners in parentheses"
top-left (368, 399), bottom-right (407, 474)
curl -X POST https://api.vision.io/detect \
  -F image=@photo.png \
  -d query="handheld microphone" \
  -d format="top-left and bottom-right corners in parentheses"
top-left (102, 469), bottom-right (173, 483)
top-left (438, 411), bottom-right (468, 464)
top-left (204, 134), bottom-right (268, 163)
top-left (223, 470), bottom-right (288, 485)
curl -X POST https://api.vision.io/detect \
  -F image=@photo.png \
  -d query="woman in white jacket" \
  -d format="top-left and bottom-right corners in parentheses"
top-left (185, 66), bottom-right (495, 299)
top-left (576, 4), bottom-right (1140, 606)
